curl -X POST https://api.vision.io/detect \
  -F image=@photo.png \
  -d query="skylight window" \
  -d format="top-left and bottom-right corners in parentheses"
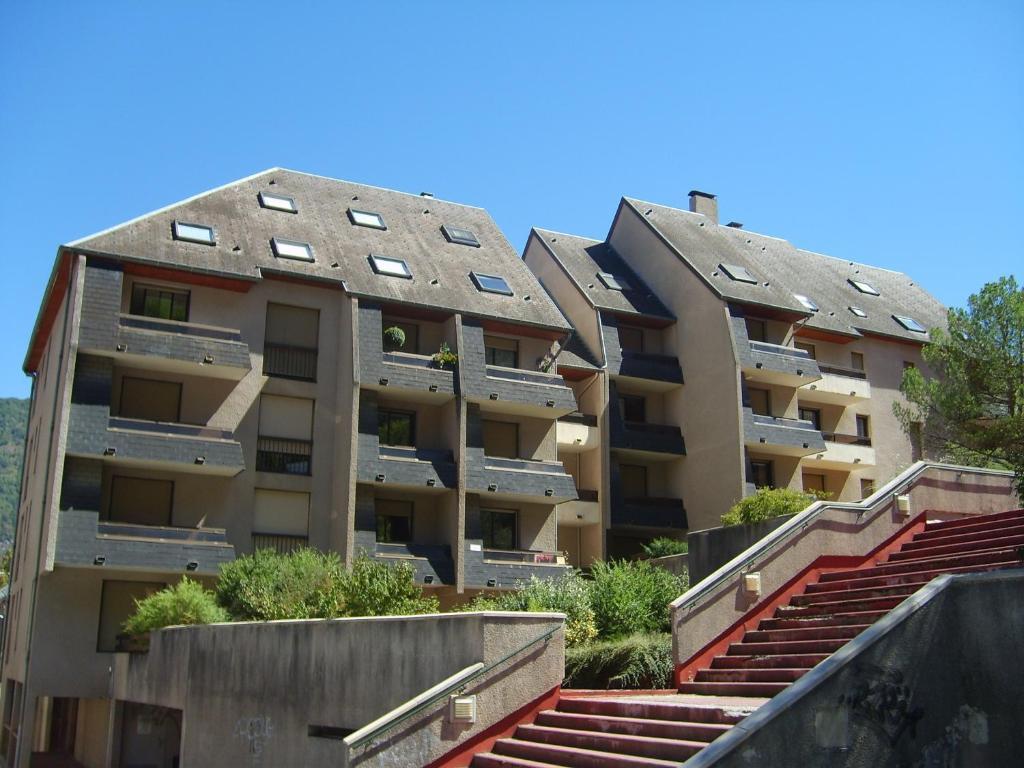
top-left (849, 306), bottom-right (868, 318)
top-left (348, 208), bottom-right (387, 230)
top-left (849, 279), bottom-right (880, 296)
top-left (794, 293), bottom-right (819, 312)
top-left (172, 220), bottom-right (215, 245)
top-left (471, 272), bottom-right (513, 296)
top-left (442, 224), bottom-right (480, 247)
top-left (271, 238), bottom-right (314, 262)
top-left (597, 272), bottom-right (632, 291)
top-left (893, 314), bottom-right (927, 333)
top-left (719, 263), bottom-right (758, 285)
top-left (369, 254), bottom-right (412, 279)
top-left (258, 191), bottom-right (297, 213)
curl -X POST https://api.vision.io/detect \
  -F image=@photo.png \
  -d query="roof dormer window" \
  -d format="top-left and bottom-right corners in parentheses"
top-left (258, 192), bottom-right (297, 213)
top-left (471, 272), bottom-right (513, 296)
top-left (719, 263), bottom-right (758, 285)
top-left (794, 293), bottom-right (819, 312)
top-left (271, 238), bottom-right (314, 262)
top-left (348, 208), bottom-right (387, 230)
top-left (441, 224), bottom-right (480, 247)
top-left (893, 314), bottom-right (926, 333)
top-left (849, 279), bottom-right (880, 296)
top-left (597, 272), bottom-right (631, 291)
top-left (369, 254), bottom-right (412, 279)
top-left (172, 220), bottom-right (216, 245)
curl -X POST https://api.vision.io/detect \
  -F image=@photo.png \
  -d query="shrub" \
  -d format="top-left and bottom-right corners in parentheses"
top-left (431, 342), bottom-right (459, 370)
top-left (383, 326), bottom-right (406, 351)
top-left (588, 560), bottom-right (688, 639)
top-left (721, 487), bottom-right (824, 527)
top-left (564, 634), bottom-right (673, 689)
top-left (641, 537), bottom-right (689, 559)
top-left (457, 572), bottom-right (598, 647)
top-left (122, 578), bottom-right (229, 636)
top-left (216, 548), bottom-right (346, 621)
top-left (339, 554), bottom-right (439, 617)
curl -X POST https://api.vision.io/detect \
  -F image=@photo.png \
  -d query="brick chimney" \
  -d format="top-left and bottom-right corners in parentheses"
top-left (688, 190), bottom-right (718, 224)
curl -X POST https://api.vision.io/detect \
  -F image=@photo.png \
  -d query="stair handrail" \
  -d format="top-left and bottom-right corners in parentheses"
top-left (671, 461), bottom-right (1016, 614)
top-left (344, 623), bottom-right (561, 754)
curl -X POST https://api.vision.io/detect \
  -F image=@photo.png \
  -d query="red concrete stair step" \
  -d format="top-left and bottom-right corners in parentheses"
top-left (903, 522), bottom-right (1024, 550)
top-left (473, 753), bottom-right (569, 768)
top-left (726, 637), bottom-right (849, 656)
top-left (805, 560), bottom-right (1020, 594)
top-left (677, 680), bottom-right (790, 697)
top-left (556, 697), bottom-right (749, 726)
top-left (758, 609), bottom-right (888, 630)
top-left (695, 667), bottom-right (809, 683)
top-left (886, 534), bottom-right (1024, 562)
top-left (492, 737), bottom-right (685, 767)
top-left (711, 653), bottom-right (830, 670)
top-left (514, 724), bottom-right (705, 762)
top-left (741, 623), bottom-right (869, 643)
top-left (819, 549), bottom-right (1021, 583)
top-left (775, 594), bottom-right (907, 618)
top-left (788, 582), bottom-right (923, 606)
top-left (923, 509), bottom-right (1024, 533)
top-left (534, 711), bottom-right (730, 743)
top-left (915, 514), bottom-right (1024, 541)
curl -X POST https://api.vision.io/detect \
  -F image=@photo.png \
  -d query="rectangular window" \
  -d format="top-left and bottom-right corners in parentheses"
top-left (253, 489), bottom-right (310, 540)
top-left (719, 263), bottom-right (758, 284)
top-left (98, 581), bottom-right (166, 652)
top-left (795, 341), bottom-right (816, 359)
top-left (849, 306), bottom-right (868, 318)
top-left (748, 387), bottom-right (771, 416)
top-left (893, 314), bottom-right (926, 333)
top-left (745, 318), bottom-right (767, 343)
top-left (441, 224), bottom-right (480, 247)
top-left (848, 279), bottom-right (880, 296)
top-left (851, 351), bottom-right (865, 371)
top-left (482, 419), bottom-right (518, 459)
top-left (107, 477), bottom-right (173, 527)
top-left (860, 478), bottom-right (875, 499)
top-left (597, 272), bottom-right (631, 291)
top-left (619, 464), bottom-right (648, 497)
top-left (172, 221), bottom-right (215, 245)
top-left (470, 272), bottom-right (513, 296)
top-left (619, 394), bottom-right (646, 423)
top-left (264, 303), bottom-right (320, 381)
top-left (257, 395), bottom-right (314, 475)
top-left (382, 320), bottom-right (419, 353)
top-left (378, 409), bottom-right (416, 447)
top-left (481, 508), bottom-right (517, 550)
top-left (484, 335), bottom-right (519, 368)
top-left (368, 254), bottom-right (412, 279)
top-left (376, 499), bottom-right (412, 543)
top-left (271, 237), bottom-right (314, 262)
top-left (794, 293), bottom-right (819, 312)
top-left (799, 407), bottom-right (821, 430)
top-left (618, 326), bottom-right (644, 353)
top-left (348, 208), bottom-right (387, 230)
top-left (129, 284), bottom-right (190, 322)
top-left (750, 460), bottom-right (773, 489)
top-left (802, 473), bottom-right (826, 493)
top-left (856, 414), bottom-right (870, 439)
top-left (119, 377), bottom-right (181, 422)
top-left (258, 191), bottom-right (297, 213)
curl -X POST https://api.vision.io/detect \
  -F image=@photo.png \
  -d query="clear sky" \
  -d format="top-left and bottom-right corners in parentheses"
top-left (1, 1), bottom-right (1021, 397)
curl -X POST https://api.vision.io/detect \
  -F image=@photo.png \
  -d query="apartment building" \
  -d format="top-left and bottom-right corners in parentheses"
top-left (528, 190), bottom-right (946, 562)
top-left (1, 169), bottom-right (582, 767)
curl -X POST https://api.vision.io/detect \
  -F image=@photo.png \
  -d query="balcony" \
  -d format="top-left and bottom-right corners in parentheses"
top-left (467, 455), bottom-right (578, 503)
top-left (800, 364), bottom-right (871, 405)
top-left (739, 339), bottom-right (822, 388)
top-left (66, 404), bottom-right (245, 476)
top-left (358, 446), bottom-right (458, 490)
top-left (611, 419), bottom-right (686, 461)
top-left (375, 542), bottom-right (455, 585)
top-left (464, 543), bottom-right (570, 588)
top-left (616, 350), bottom-right (684, 390)
top-left (54, 508), bottom-right (235, 575)
top-left (253, 533), bottom-right (309, 555)
top-left (256, 436), bottom-right (312, 476)
top-left (263, 343), bottom-right (318, 382)
top-left (464, 364), bottom-right (577, 418)
top-left (557, 488), bottom-right (601, 526)
top-left (743, 409), bottom-right (826, 457)
top-left (557, 412), bottom-right (600, 452)
top-left (611, 497), bottom-right (688, 530)
top-left (803, 432), bottom-right (877, 470)
top-left (113, 313), bottom-right (252, 380)
top-left (369, 351), bottom-right (456, 402)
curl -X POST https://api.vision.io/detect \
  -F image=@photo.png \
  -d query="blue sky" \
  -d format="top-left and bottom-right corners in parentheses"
top-left (1, 1), bottom-right (1021, 397)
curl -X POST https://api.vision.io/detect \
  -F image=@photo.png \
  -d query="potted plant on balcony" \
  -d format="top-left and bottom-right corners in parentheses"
top-left (432, 342), bottom-right (459, 370)
top-left (383, 326), bottom-right (406, 353)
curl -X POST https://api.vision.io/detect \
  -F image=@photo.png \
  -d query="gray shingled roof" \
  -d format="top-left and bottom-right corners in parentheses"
top-left (623, 198), bottom-right (946, 341)
top-left (70, 168), bottom-right (570, 331)
top-left (556, 332), bottom-right (601, 370)
top-left (530, 229), bottom-right (674, 320)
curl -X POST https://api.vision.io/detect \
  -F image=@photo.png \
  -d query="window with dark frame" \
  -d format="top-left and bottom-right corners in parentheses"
top-left (118, 377), bottom-right (182, 423)
top-left (719, 263), bottom-right (759, 284)
top-left (856, 414), bottom-right (870, 439)
top-left (750, 460), bottom-right (774, 489)
top-left (618, 326), bottom-right (644, 352)
top-left (172, 220), bottom-right (215, 245)
top-left (130, 284), bottom-right (190, 322)
top-left (481, 508), bottom-right (517, 550)
top-left (893, 315), bottom-right (926, 333)
top-left (748, 387), bottom-right (771, 416)
top-left (382, 320), bottom-right (419, 354)
top-left (484, 335), bottom-right (518, 368)
top-left (619, 394), bottom-right (646, 423)
top-left (368, 254), bottom-right (412, 279)
top-left (471, 272), bottom-right (513, 295)
top-left (258, 191), bottom-right (297, 213)
top-left (264, 303), bottom-right (320, 381)
top-left (851, 351), bottom-right (865, 371)
top-left (375, 500), bottom-right (413, 543)
top-left (107, 476), bottom-right (174, 527)
top-left (597, 272), bottom-right (631, 291)
top-left (799, 407), bottom-right (821, 430)
top-left (795, 341), bottom-right (816, 359)
top-left (348, 208), bottom-right (387, 230)
top-left (745, 318), bottom-right (767, 343)
top-left (860, 478), bottom-right (875, 499)
top-left (378, 409), bottom-right (416, 447)
top-left (441, 224), bottom-right (480, 247)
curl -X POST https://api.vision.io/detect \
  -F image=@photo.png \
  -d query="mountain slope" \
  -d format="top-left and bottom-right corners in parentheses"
top-left (0, 398), bottom-right (29, 544)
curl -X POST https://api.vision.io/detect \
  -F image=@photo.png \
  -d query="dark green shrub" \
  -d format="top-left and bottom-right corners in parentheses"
top-left (588, 560), bottom-right (688, 638)
top-left (564, 634), bottom-right (673, 689)
top-left (383, 326), bottom-right (406, 351)
top-left (339, 554), bottom-right (439, 616)
top-left (216, 548), bottom-right (345, 621)
top-left (122, 578), bottom-right (229, 636)
top-left (641, 537), bottom-right (689, 559)
top-left (721, 487), bottom-right (826, 527)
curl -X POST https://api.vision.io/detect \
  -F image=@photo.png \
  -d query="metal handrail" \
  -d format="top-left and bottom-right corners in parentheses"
top-left (670, 461), bottom-right (1015, 613)
top-left (346, 624), bottom-right (561, 751)
top-left (817, 363), bottom-right (868, 380)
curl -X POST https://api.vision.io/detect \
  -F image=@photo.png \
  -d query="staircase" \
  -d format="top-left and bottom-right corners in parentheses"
top-left (468, 508), bottom-right (1024, 767)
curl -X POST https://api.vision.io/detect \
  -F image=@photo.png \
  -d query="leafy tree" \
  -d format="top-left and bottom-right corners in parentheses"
top-left (122, 578), bottom-right (229, 636)
top-left (721, 487), bottom-right (825, 527)
top-left (896, 276), bottom-right (1024, 499)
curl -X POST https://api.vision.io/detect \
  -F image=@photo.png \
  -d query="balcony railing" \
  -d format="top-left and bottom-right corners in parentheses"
top-left (614, 497), bottom-right (688, 529)
top-left (256, 436), bottom-right (313, 475)
top-left (379, 445), bottom-right (455, 463)
top-left (575, 488), bottom-right (599, 502)
top-left (108, 417), bottom-right (234, 441)
top-left (751, 413), bottom-right (818, 430)
top-left (485, 365), bottom-right (566, 387)
top-left (482, 548), bottom-right (566, 565)
top-left (119, 313), bottom-right (243, 342)
top-left (484, 456), bottom-right (568, 474)
top-left (818, 363), bottom-right (868, 380)
top-left (822, 432), bottom-right (872, 446)
top-left (253, 532), bottom-right (308, 554)
top-left (623, 420), bottom-right (680, 436)
top-left (263, 343), bottom-right (318, 381)
top-left (559, 411), bottom-right (598, 427)
top-left (749, 341), bottom-right (812, 359)
top-left (98, 521), bottom-right (228, 544)
top-left (382, 351), bottom-right (437, 369)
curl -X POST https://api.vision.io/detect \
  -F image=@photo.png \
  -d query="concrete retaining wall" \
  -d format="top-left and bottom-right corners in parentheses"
top-left (687, 516), bottom-right (794, 584)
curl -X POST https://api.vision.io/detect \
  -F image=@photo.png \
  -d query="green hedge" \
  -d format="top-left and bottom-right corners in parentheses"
top-left (122, 578), bottom-right (229, 636)
top-left (564, 633), bottom-right (673, 689)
